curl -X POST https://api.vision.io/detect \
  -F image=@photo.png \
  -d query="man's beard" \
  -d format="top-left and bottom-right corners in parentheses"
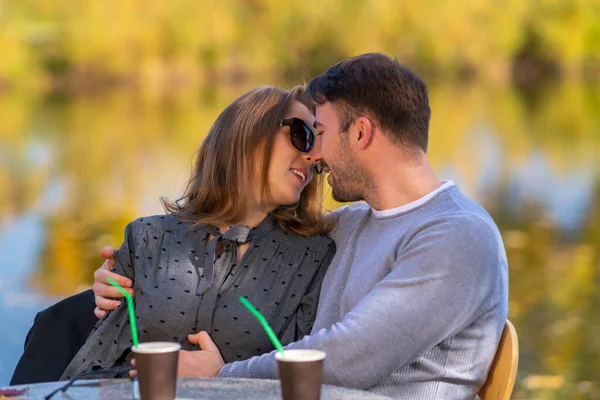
top-left (328, 153), bottom-right (367, 203)
top-left (331, 182), bottom-right (362, 202)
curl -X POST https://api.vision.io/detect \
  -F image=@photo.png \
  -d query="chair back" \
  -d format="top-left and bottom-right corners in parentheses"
top-left (478, 319), bottom-right (519, 400)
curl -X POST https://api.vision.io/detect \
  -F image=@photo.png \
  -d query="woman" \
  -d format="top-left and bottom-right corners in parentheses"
top-left (60, 85), bottom-right (335, 380)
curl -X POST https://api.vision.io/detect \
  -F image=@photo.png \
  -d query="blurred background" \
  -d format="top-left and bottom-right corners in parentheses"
top-left (1, 0), bottom-right (599, 397)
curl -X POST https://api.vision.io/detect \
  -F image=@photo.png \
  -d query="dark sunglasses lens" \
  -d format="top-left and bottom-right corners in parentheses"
top-left (291, 120), bottom-right (313, 152)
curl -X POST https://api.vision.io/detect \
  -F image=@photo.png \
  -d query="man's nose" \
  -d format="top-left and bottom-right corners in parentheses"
top-left (307, 135), bottom-right (323, 165)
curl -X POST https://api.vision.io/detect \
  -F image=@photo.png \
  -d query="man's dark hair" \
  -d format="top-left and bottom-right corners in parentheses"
top-left (307, 53), bottom-right (431, 151)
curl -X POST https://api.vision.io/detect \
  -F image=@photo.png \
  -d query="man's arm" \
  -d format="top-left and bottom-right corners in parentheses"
top-left (220, 215), bottom-right (503, 389)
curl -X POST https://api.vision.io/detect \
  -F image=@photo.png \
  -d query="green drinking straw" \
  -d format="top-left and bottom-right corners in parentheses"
top-left (107, 277), bottom-right (139, 348)
top-left (239, 296), bottom-right (284, 355)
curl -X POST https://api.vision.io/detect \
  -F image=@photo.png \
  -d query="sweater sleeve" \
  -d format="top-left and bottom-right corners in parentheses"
top-left (219, 214), bottom-right (501, 389)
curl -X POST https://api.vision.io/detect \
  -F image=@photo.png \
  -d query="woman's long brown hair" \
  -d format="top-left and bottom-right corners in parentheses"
top-left (162, 85), bottom-right (331, 236)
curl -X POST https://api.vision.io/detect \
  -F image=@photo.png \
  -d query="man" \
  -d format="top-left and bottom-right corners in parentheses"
top-left (94, 53), bottom-right (508, 398)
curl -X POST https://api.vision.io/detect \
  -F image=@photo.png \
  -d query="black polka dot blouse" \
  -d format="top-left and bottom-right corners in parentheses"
top-left (61, 214), bottom-right (335, 380)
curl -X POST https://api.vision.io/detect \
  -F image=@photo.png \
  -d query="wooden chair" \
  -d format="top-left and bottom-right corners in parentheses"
top-left (478, 320), bottom-right (519, 400)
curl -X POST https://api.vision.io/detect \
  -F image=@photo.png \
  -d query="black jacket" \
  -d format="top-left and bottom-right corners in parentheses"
top-left (10, 289), bottom-right (97, 384)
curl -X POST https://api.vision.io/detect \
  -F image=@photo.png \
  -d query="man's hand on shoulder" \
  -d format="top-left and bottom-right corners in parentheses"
top-left (93, 245), bottom-right (135, 318)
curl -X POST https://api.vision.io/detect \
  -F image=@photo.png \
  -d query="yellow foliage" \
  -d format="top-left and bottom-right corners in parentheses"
top-left (1, 0), bottom-right (599, 89)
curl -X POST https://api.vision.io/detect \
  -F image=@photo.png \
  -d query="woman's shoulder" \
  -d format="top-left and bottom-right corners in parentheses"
top-left (271, 226), bottom-right (334, 253)
top-left (126, 214), bottom-right (194, 233)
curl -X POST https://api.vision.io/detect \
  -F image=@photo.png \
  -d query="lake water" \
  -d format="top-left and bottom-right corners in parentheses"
top-left (0, 80), bottom-right (598, 397)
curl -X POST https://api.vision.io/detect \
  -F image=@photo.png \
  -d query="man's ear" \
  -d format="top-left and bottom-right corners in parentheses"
top-left (355, 117), bottom-right (374, 151)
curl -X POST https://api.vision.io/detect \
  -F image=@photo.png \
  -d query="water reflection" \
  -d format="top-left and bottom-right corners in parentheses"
top-left (0, 80), bottom-right (598, 396)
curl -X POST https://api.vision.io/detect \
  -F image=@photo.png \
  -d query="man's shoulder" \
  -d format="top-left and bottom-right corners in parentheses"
top-left (403, 210), bottom-right (506, 278)
top-left (327, 202), bottom-right (370, 225)
top-left (417, 208), bottom-right (501, 243)
top-left (419, 185), bottom-right (499, 234)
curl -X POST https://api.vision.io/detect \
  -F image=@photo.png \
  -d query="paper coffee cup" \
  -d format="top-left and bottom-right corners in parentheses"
top-left (132, 342), bottom-right (181, 400)
top-left (276, 349), bottom-right (326, 400)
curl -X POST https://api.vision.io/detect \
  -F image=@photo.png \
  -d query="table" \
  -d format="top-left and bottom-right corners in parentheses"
top-left (4, 377), bottom-right (393, 399)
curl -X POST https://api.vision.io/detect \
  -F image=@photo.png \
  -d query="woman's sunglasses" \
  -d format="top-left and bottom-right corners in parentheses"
top-left (280, 117), bottom-right (323, 174)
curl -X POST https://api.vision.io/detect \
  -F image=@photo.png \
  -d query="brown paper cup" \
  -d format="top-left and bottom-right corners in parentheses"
top-left (132, 342), bottom-right (181, 400)
top-left (276, 349), bottom-right (326, 400)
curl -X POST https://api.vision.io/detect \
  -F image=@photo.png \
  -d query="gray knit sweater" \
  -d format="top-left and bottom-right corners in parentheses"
top-left (220, 183), bottom-right (509, 399)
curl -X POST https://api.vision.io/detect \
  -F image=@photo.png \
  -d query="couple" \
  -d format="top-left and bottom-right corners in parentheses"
top-left (29, 53), bottom-right (509, 399)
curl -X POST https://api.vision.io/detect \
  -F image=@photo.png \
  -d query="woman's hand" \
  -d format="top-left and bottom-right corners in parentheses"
top-left (128, 332), bottom-right (224, 379)
top-left (93, 245), bottom-right (135, 318)
top-left (178, 332), bottom-right (225, 378)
